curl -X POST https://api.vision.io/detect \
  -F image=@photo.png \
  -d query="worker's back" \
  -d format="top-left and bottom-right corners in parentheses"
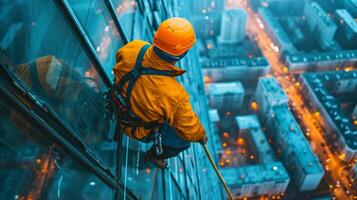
top-left (113, 40), bottom-right (205, 141)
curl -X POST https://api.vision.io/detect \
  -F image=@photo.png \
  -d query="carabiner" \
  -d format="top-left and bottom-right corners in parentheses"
top-left (154, 127), bottom-right (163, 156)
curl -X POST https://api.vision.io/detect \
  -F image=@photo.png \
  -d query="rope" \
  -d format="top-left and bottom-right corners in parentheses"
top-left (202, 144), bottom-right (234, 200)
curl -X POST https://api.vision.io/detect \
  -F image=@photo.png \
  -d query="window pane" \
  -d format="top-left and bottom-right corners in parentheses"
top-left (113, 0), bottom-right (153, 41)
top-left (119, 138), bottom-right (159, 200)
top-left (66, 0), bottom-right (125, 77)
top-left (112, 0), bottom-right (137, 39)
top-left (0, 97), bottom-right (114, 199)
top-left (0, 1), bottom-right (116, 171)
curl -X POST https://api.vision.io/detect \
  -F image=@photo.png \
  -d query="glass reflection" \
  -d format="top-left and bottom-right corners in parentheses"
top-left (66, 0), bottom-right (125, 76)
top-left (0, 98), bottom-right (114, 200)
top-left (113, 0), bottom-right (137, 39)
top-left (0, 1), bottom-right (116, 170)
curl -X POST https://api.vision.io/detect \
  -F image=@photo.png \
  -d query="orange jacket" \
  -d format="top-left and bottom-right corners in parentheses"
top-left (113, 40), bottom-right (206, 142)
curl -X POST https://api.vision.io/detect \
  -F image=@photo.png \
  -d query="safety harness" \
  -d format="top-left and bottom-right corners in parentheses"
top-left (106, 44), bottom-right (176, 155)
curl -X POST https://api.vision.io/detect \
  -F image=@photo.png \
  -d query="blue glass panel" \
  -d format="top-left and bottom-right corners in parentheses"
top-left (0, 1), bottom-right (116, 172)
top-left (112, 0), bottom-right (137, 39)
top-left (0, 98), bottom-right (114, 200)
top-left (66, 0), bottom-right (125, 77)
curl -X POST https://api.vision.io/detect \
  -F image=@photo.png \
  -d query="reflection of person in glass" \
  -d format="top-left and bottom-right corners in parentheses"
top-left (9, 55), bottom-right (110, 144)
top-left (109, 18), bottom-right (207, 168)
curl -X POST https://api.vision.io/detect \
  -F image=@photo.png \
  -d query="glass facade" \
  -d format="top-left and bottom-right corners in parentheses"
top-left (0, 0), bottom-right (223, 199)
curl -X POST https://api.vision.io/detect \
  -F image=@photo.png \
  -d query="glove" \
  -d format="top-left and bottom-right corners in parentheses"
top-left (199, 136), bottom-right (208, 145)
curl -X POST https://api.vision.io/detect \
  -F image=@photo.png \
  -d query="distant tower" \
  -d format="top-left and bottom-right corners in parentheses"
top-left (218, 9), bottom-right (247, 44)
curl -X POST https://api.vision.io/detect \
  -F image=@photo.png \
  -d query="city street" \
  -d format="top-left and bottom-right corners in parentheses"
top-left (239, 1), bottom-right (356, 199)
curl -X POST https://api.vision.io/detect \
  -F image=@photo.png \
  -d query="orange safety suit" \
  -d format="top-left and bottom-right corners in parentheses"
top-left (113, 40), bottom-right (206, 142)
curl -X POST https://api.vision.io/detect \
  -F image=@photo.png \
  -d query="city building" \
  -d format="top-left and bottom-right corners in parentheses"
top-left (0, 1), bottom-right (223, 199)
top-left (236, 115), bottom-right (275, 163)
top-left (218, 9), bottom-right (247, 44)
top-left (255, 77), bottom-right (324, 191)
top-left (284, 50), bottom-right (357, 72)
top-left (221, 162), bottom-right (290, 198)
top-left (304, 2), bottom-right (337, 49)
top-left (201, 57), bottom-right (270, 85)
top-left (281, 18), bottom-right (305, 45)
top-left (208, 82), bottom-right (245, 111)
top-left (335, 9), bottom-right (357, 49)
top-left (190, 0), bottom-right (224, 38)
top-left (220, 114), bottom-right (290, 198)
top-left (255, 77), bottom-right (289, 124)
top-left (257, 7), bottom-right (297, 54)
top-left (301, 71), bottom-right (357, 162)
top-left (269, 105), bottom-right (325, 191)
top-left (265, 0), bottom-right (305, 16)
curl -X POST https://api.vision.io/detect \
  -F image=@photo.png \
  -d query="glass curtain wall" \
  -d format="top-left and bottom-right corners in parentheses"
top-left (0, 0), bottom-right (223, 199)
top-left (0, 90), bottom-right (114, 199)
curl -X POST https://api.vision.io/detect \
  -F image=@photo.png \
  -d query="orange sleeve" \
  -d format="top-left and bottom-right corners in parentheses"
top-left (167, 94), bottom-right (206, 142)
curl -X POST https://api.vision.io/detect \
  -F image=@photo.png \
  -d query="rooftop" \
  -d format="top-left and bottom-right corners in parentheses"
top-left (221, 162), bottom-right (290, 187)
top-left (201, 57), bottom-right (269, 68)
top-left (286, 50), bottom-right (357, 64)
top-left (306, 2), bottom-right (336, 27)
top-left (258, 77), bottom-right (289, 105)
top-left (336, 9), bottom-right (357, 32)
top-left (236, 115), bottom-right (261, 130)
top-left (208, 82), bottom-right (245, 96)
top-left (302, 71), bottom-right (357, 150)
top-left (236, 115), bottom-right (275, 163)
top-left (272, 105), bottom-right (324, 174)
top-left (209, 109), bottom-right (220, 123)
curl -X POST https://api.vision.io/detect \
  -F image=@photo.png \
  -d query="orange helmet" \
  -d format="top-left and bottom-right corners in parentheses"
top-left (154, 17), bottom-right (196, 56)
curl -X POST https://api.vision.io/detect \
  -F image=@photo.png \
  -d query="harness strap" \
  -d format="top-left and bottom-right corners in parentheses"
top-left (111, 44), bottom-right (177, 138)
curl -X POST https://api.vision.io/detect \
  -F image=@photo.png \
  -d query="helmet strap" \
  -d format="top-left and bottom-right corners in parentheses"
top-left (153, 46), bottom-right (187, 63)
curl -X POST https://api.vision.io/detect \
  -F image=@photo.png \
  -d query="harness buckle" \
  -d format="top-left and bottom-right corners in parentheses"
top-left (154, 127), bottom-right (163, 156)
top-left (131, 68), bottom-right (141, 79)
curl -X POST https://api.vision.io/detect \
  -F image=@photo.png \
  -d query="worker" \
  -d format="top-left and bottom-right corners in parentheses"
top-left (107, 17), bottom-right (207, 168)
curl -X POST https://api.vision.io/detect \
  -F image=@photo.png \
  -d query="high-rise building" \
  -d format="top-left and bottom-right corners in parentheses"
top-left (218, 9), bottom-right (247, 44)
top-left (255, 77), bottom-right (324, 191)
top-left (304, 2), bottom-right (337, 48)
top-left (208, 82), bottom-right (245, 111)
top-left (0, 1), bottom-right (223, 199)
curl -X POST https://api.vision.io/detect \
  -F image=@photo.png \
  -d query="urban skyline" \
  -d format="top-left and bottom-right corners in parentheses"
top-left (1, 0), bottom-right (357, 200)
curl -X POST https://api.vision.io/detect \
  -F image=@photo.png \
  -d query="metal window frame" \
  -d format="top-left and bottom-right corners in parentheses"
top-left (0, 64), bottom-right (137, 200)
top-left (104, 0), bottom-right (129, 44)
top-left (55, 0), bottom-right (114, 87)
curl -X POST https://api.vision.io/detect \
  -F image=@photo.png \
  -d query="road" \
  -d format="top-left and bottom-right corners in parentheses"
top-left (238, 1), bottom-right (356, 199)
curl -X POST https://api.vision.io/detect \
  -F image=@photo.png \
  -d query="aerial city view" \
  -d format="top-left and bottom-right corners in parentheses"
top-left (0, 0), bottom-right (357, 199)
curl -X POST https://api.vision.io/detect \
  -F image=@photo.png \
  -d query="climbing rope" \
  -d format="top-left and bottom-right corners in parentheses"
top-left (202, 144), bottom-right (234, 200)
